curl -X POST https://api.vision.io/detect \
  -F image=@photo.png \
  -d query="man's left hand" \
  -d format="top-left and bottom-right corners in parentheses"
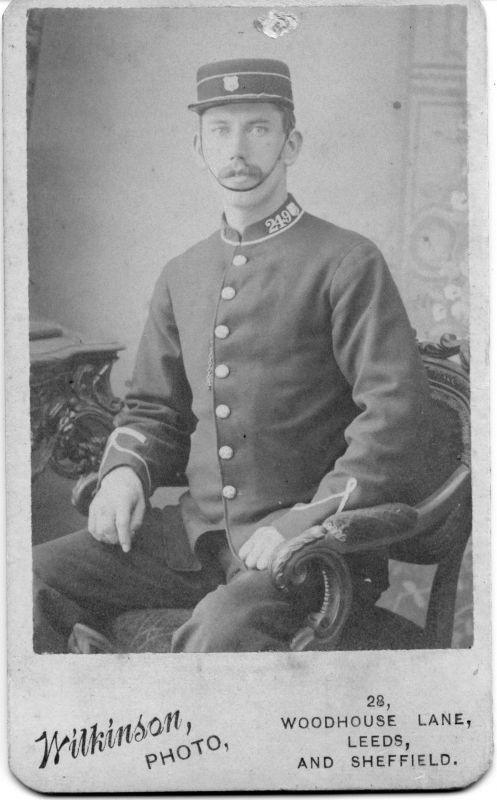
top-left (238, 526), bottom-right (284, 570)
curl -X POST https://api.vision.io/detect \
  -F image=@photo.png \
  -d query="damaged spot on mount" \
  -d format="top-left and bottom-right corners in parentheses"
top-left (254, 10), bottom-right (299, 39)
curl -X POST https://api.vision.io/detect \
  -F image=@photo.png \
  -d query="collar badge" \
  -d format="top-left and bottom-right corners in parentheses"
top-left (223, 75), bottom-right (239, 92)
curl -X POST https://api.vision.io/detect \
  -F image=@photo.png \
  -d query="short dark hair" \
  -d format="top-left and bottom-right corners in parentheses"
top-left (278, 106), bottom-right (296, 136)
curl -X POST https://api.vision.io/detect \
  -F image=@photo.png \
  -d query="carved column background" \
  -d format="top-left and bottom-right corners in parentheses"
top-left (399, 5), bottom-right (468, 341)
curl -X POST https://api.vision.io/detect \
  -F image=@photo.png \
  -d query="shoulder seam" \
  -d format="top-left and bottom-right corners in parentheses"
top-left (330, 238), bottom-right (382, 292)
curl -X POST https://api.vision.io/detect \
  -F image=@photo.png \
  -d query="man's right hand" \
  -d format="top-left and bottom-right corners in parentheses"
top-left (88, 466), bottom-right (146, 553)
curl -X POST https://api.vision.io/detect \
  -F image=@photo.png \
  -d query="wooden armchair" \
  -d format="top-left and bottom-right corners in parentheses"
top-left (71, 335), bottom-right (471, 653)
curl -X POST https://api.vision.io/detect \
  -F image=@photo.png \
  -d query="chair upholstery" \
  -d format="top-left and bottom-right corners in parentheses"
top-left (71, 334), bottom-right (471, 653)
top-left (106, 609), bottom-right (192, 653)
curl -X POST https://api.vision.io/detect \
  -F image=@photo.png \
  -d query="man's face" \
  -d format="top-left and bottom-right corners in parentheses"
top-left (197, 102), bottom-right (289, 193)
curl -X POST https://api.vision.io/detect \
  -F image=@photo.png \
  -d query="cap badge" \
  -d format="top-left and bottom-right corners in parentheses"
top-left (223, 75), bottom-right (239, 92)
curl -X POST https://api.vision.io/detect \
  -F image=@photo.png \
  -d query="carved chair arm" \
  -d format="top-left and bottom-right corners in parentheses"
top-left (269, 527), bottom-right (354, 650)
top-left (390, 465), bottom-right (471, 562)
top-left (268, 503), bottom-right (418, 650)
top-left (268, 466), bottom-right (471, 651)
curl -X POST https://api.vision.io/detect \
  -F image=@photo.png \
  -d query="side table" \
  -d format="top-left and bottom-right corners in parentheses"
top-left (30, 315), bottom-right (124, 482)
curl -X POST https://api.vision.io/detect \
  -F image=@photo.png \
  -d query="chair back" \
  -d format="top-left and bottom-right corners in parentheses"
top-left (389, 335), bottom-right (471, 647)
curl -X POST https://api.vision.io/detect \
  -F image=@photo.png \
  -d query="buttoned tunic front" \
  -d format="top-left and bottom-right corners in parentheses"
top-left (99, 196), bottom-right (435, 572)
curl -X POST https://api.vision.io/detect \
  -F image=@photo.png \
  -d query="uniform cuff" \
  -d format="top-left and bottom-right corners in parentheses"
top-left (98, 427), bottom-right (153, 496)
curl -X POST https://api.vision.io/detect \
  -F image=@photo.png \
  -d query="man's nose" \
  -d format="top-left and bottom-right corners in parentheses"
top-left (229, 129), bottom-right (249, 161)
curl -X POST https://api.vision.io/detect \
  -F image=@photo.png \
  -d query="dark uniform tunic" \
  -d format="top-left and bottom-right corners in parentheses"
top-left (99, 195), bottom-right (434, 576)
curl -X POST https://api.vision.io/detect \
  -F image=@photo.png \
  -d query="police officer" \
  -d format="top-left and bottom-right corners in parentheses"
top-left (34, 59), bottom-right (435, 653)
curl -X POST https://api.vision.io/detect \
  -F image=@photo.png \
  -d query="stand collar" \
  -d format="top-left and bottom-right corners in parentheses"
top-left (221, 195), bottom-right (303, 246)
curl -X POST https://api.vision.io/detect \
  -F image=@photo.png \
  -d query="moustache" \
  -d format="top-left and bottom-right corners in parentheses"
top-left (217, 163), bottom-right (263, 181)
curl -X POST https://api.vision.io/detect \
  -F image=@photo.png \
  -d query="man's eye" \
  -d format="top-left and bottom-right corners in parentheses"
top-left (251, 126), bottom-right (269, 136)
top-left (211, 127), bottom-right (230, 136)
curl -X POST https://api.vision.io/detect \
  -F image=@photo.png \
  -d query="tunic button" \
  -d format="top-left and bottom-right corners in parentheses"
top-left (219, 445), bottom-right (234, 460)
top-left (215, 404), bottom-right (231, 419)
top-left (222, 485), bottom-right (237, 500)
top-left (215, 364), bottom-right (230, 379)
top-left (221, 286), bottom-right (236, 300)
top-left (214, 324), bottom-right (230, 339)
top-left (232, 254), bottom-right (247, 266)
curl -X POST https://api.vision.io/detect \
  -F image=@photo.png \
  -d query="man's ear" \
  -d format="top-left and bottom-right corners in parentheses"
top-left (283, 129), bottom-right (303, 167)
top-left (193, 132), bottom-right (207, 170)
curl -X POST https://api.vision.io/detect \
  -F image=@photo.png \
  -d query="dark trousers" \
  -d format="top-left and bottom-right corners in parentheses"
top-left (33, 506), bottom-right (381, 654)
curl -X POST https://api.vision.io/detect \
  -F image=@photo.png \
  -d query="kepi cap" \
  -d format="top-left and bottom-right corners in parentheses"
top-left (188, 58), bottom-right (294, 114)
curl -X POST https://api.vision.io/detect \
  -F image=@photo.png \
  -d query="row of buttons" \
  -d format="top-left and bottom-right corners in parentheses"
top-left (217, 251), bottom-right (248, 502)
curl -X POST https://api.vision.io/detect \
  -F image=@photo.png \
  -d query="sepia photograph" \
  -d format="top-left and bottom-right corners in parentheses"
top-left (27, 1), bottom-right (472, 655)
top-left (4, 0), bottom-right (491, 792)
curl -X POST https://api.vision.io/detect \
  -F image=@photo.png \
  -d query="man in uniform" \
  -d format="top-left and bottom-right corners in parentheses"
top-left (34, 59), bottom-right (435, 653)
